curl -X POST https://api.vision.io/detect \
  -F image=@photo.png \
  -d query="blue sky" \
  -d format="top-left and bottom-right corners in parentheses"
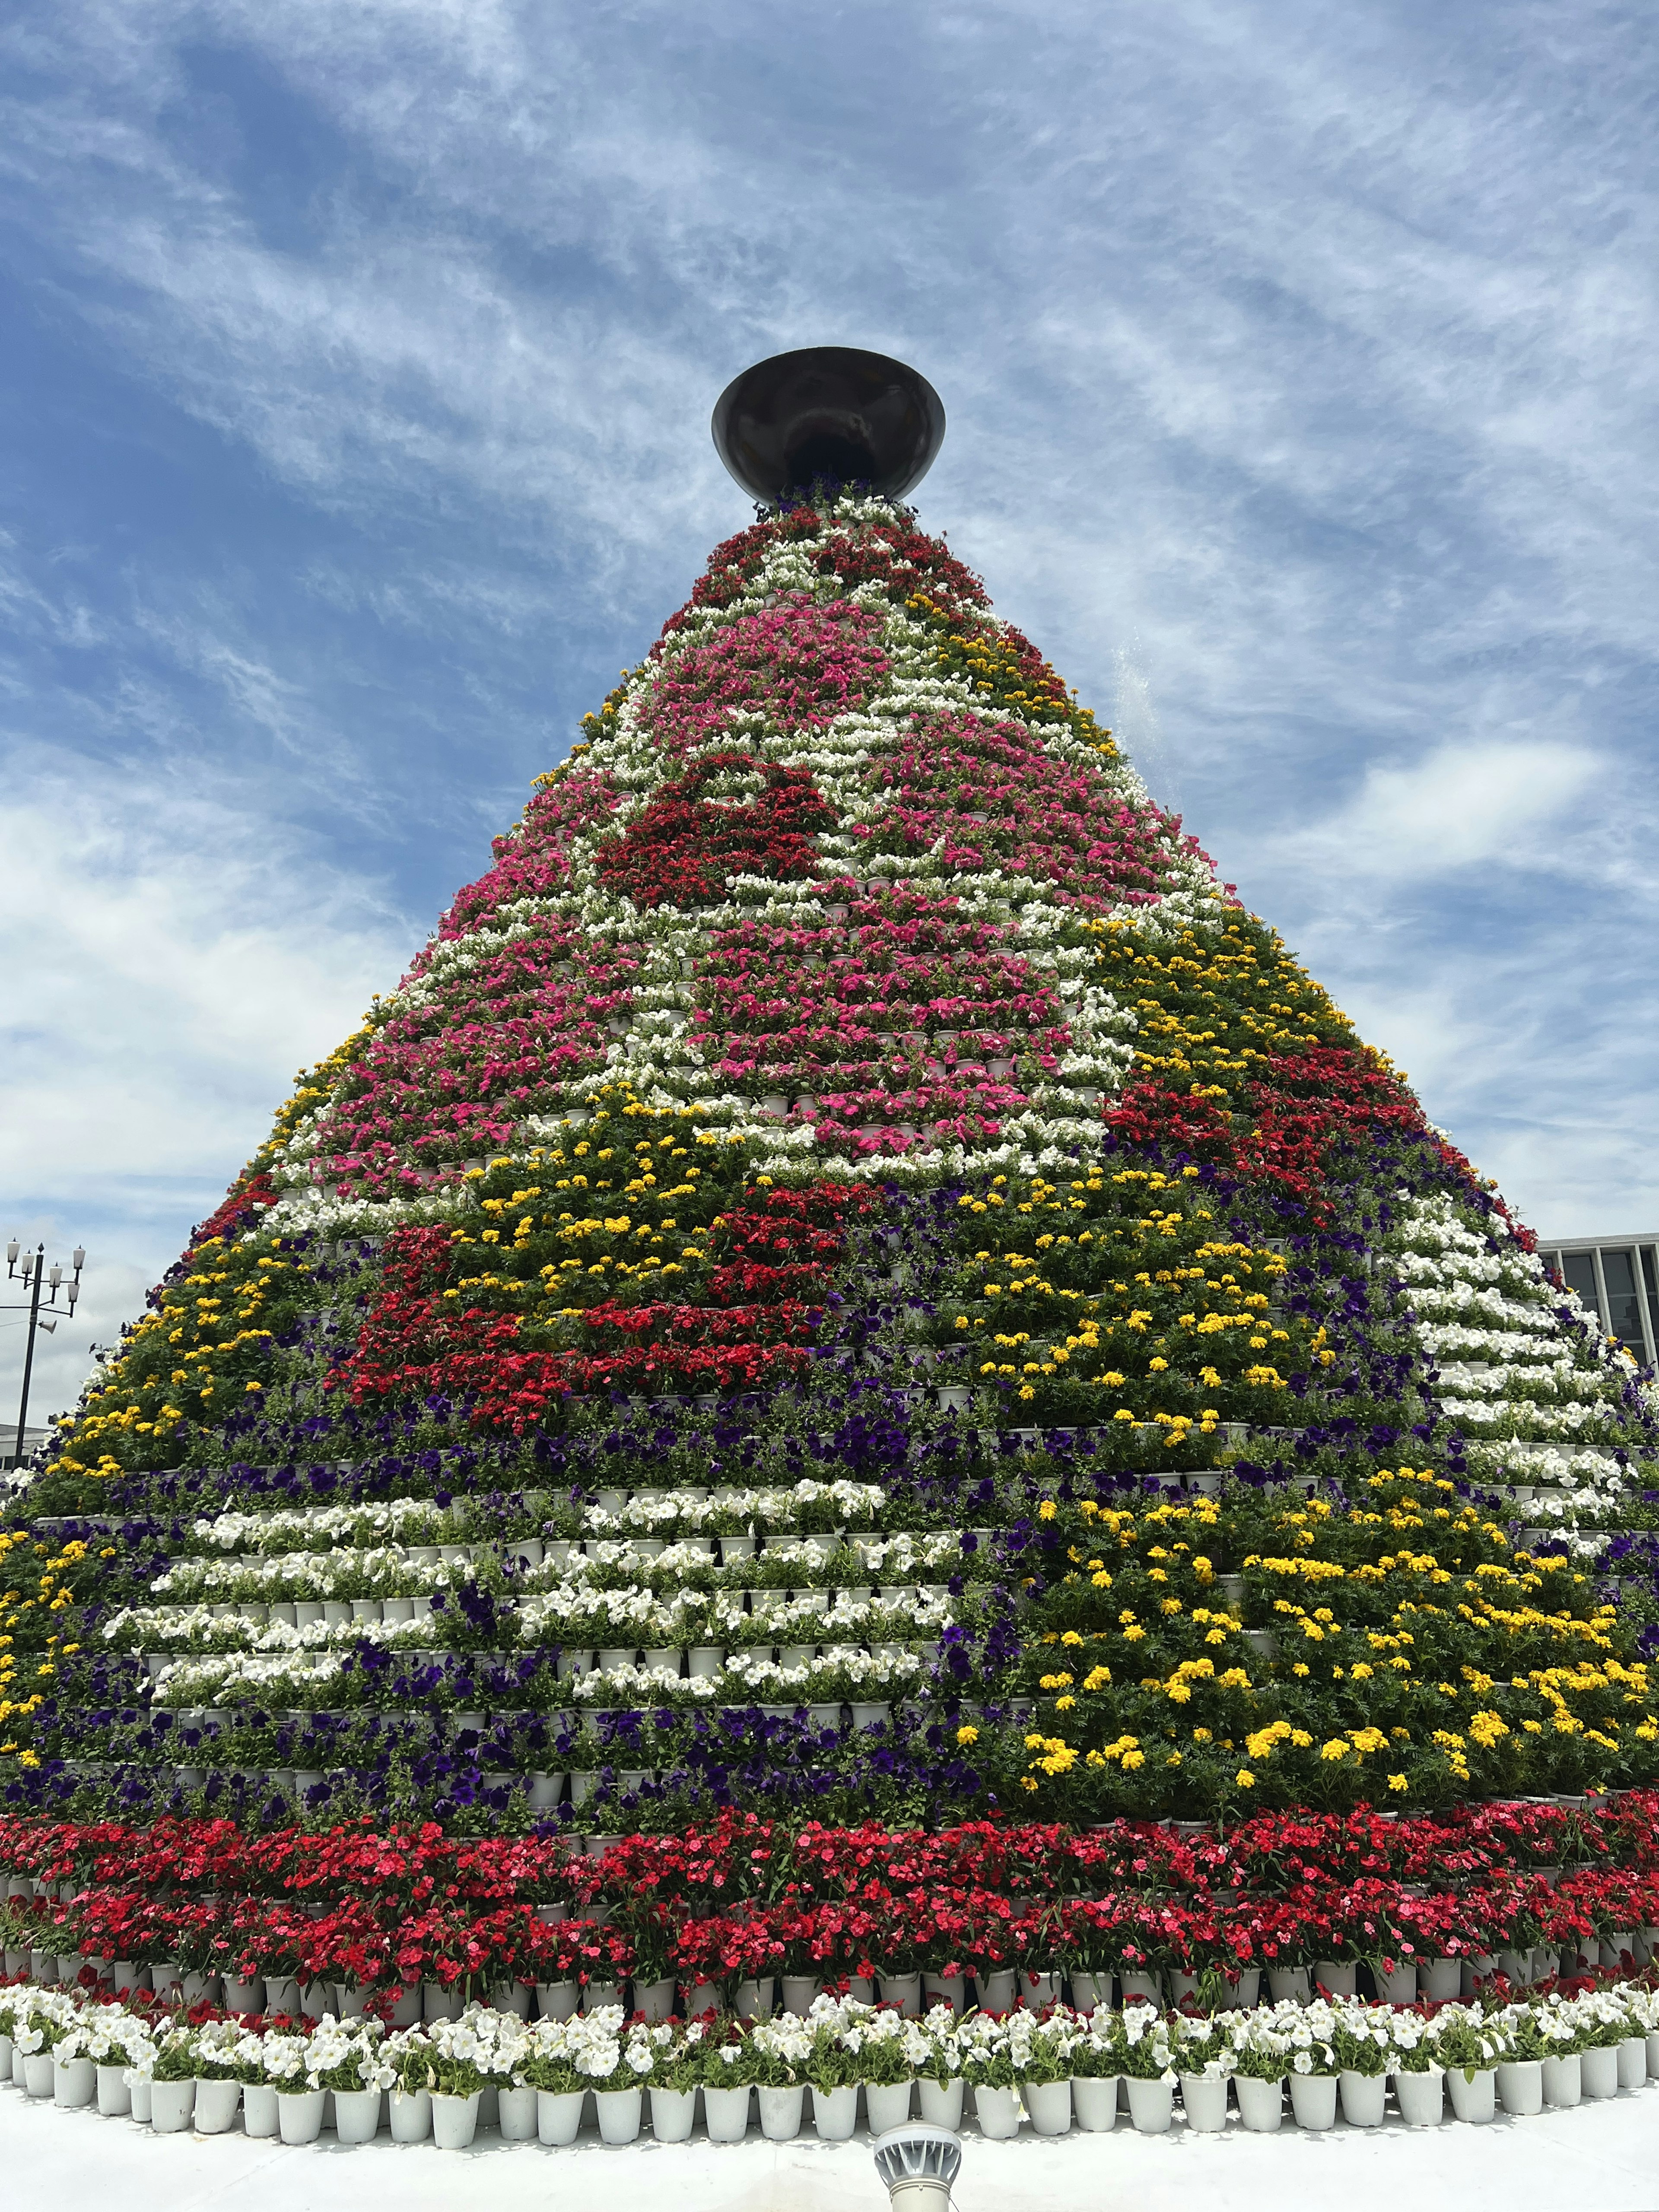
top-left (2, 0), bottom-right (1656, 1419)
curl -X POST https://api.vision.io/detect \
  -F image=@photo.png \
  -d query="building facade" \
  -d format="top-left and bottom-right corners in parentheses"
top-left (1537, 1234), bottom-right (1659, 1370)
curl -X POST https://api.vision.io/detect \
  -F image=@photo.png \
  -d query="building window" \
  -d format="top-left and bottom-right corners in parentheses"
top-left (1602, 1249), bottom-right (1644, 1354)
top-left (1542, 1235), bottom-right (1659, 1367)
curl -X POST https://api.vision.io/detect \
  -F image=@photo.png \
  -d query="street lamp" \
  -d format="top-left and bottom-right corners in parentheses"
top-left (3, 1239), bottom-right (86, 1469)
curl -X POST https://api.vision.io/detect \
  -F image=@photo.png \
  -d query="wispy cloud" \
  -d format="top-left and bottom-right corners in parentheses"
top-left (0, 0), bottom-right (1653, 1384)
top-left (0, 742), bottom-right (410, 1410)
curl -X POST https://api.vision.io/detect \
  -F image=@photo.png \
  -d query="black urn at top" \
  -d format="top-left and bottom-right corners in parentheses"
top-left (711, 346), bottom-right (947, 505)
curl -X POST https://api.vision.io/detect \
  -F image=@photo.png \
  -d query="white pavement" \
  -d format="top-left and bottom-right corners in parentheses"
top-left (2, 2091), bottom-right (1659, 2212)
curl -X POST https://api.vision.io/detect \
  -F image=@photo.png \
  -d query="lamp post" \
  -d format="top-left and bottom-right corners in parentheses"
top-left (3, 1239), bottom-right (86, 1469)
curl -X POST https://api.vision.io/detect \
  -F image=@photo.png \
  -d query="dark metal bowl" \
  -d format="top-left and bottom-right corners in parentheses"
top-left (711, 346), bottom-right (946, 504)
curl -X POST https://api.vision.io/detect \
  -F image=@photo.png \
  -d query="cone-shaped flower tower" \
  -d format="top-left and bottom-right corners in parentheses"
top-left (6, 360), bottom-right (1659, 2026)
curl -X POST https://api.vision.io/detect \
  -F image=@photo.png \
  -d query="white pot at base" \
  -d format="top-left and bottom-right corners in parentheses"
top-left (389, 2087), bottom-right (432, 2142)
top-left (1394, 2071), bottom-right (1443, 2127)
top-left (1235, 2075), bottom-right (1283, 2132)
top-left (432, 2089), bottom-right (481, 2150)
top-left (1072, 2076), bottom-right (1119, 2132)
top-left (1023, 2079), bottom-right (1071, 2136)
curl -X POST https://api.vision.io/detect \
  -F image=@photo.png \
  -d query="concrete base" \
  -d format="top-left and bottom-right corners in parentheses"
top-left (3, 2085), bottom-right (1659, 2212)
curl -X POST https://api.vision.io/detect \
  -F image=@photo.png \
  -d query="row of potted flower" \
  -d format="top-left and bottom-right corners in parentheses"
top-left (3, 1981), bottom-right (1656, 2149)
top-left (8, 1866), bottom-right (1659, 2002)
top-left (6, 1799), bottom-right (1658, 1907)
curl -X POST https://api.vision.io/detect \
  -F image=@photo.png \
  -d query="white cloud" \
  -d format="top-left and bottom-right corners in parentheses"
top-left (1274, 738), bottom-right (1602, 883)
top-left (0, 746), bottom-right (411, 1413)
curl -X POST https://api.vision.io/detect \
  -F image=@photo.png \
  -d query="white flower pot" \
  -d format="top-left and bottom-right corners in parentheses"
top-left (1072, 2075), bottom-right (1119, 2132)
top-left (222, 1976), bottom-right (264, 2013)
top-left (1315, 1960), bottom-right (1358, 1998)
top-left (1580, 2046), bottom-right (1619, 2101)
top-left (432, 2089), bottom-right (481, 2149)
top-left (130, 2076), bottom-right (153, 2124)
top-left (923, 1974), bottom-right (966, 2016)
top-left (264, 1977), bottom-right (299, 2017)
top-left (867, 2079), bottom-right (914, 2132)
top-left (22, 2053), bottom-right (54, 2099)
top-left (973, 2083), bottom-right (1021, 2139)
top-left (1447, 2067), bottom-right (1495, 2124)
top-left (1378, 1965), bottom-right (1418, 2004)
top-left (1289, 2074), bottom-right (1338, 2130)
top-left (381, 2085), bottom-right (428, 2142)
top-left (595, 2086), bottom-right (642, 2143)
top-left (1180, 2074), bottom-right (1228, 2133)
top-left (1267, 1967), bottom-right (1310, 2003)
top-left (193, 2076), bottom-right (242, 2134)
top-left (1068, 1971), bottom-right (1112, 2010)
top-left (499, 2084), bottom-right (537, 2140)
top-left (1419, 1958), bottom-right (1463, 2002)
top-left (914, 2078), bottom-right (961, 2134)
top-left (52, 2057), bottom-right (95, 2110)
top-left (536, 1981), bottom-right (578, 2021)
top-left (1220, 1970), bottom-right (1262, 2012)
top-left (1618, 2036), bottom-right (1647, 2089)
top-left (1496, 2059), bottom-right (1542, 2115)
top-left (151, 2078), bottom-right (197, 2134)
top-left (810, 2084), bottom-right (858, 2139)
top-left (1023, 2079), bottom-right (1072, 2136)
top-left (1395, 2070), bottom-right (1443, 2126)
top-left (651, 2085), bottom-right (699, 2142)
top-left (976, 1970), bottom-right (1016, 2012)
top-left (1339, 2071), bottom-right (1386, 2128)
top-left (333, 2085), bottom-right (381, 2142)
top-left (758, 2084), bottom-right (804, 2140)
top-left (1121, 1970), bottom-right (1163, 2006)
top-left (703, 2083), bottom-right (752, 2141)
top-left (783, 1975), bottom-right (822, 2015)
top-left (1125, 2079), bottom-right (1174, 2135)
top-left (243, 2081), bottom-right (279, 2136)
top-left (1235, 2075), bottom-right (1284, 2132)
top-left (636, 1977), bottom-right (677, 2024)
top-left (536, 2088), bottom-right (583, 2145)
top-left (877, 1973), bottom-right (922, 2017)
top-left (1647, 2031), bottom-right (1659, 2079)
top-left (95, 2063), bottom-right (131, 2116)
top-left (279, 2086), bottom-right (327, 2144)
top-left (732, 1979), bottom-right (772, 2022)
top-left (1542, 2053), bottom-right (1581, 2107)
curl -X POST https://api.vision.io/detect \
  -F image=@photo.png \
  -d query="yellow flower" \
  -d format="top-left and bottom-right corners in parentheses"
top-left (1236, 1769), bottom-right (1255, 1787)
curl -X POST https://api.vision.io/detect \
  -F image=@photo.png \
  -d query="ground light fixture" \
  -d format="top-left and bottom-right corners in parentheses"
top-left (872, 2123), bottom-right (962, 2212)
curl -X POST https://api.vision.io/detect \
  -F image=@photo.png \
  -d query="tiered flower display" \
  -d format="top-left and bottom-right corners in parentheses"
top-left (5, 489), bottom-right (1659, 2151)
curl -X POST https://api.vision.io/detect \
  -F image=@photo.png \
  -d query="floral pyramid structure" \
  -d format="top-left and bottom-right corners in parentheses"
top-left (5, 494), bottom-right (1659, 2013)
